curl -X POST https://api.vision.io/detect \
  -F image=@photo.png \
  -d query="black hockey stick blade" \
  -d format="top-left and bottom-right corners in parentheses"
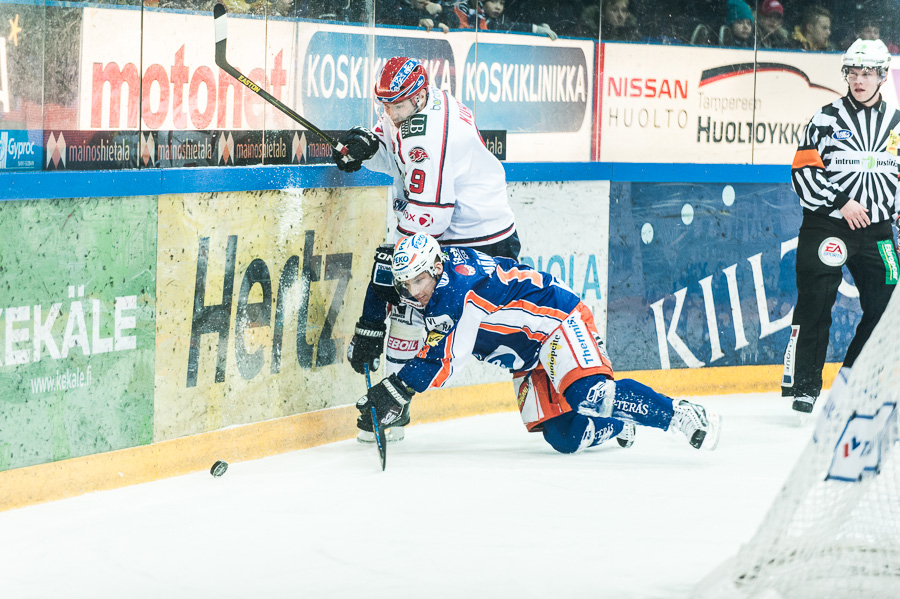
top-left (212, 4), bottom-right (353, 163)
top-left (364, 364), bottom-right (386, 471)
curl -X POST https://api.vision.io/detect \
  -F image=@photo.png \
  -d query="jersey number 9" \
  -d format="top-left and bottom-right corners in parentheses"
top-left (409, 169), bottom-right (426, 194)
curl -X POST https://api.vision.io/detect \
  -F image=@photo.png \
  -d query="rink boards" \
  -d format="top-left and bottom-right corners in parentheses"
top-left (0, 165), bottom-right (857, 509)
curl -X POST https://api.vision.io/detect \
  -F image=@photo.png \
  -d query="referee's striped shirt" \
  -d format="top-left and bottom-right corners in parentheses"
top-left (791, 94), bottom-right (900, 224)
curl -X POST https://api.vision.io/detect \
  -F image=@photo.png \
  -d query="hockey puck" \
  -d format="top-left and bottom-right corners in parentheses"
top-left (210, 460), bottom-right (228, 477)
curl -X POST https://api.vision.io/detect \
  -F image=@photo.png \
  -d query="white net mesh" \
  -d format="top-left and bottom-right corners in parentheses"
top-left (695, 290), bottom-right (900, 599)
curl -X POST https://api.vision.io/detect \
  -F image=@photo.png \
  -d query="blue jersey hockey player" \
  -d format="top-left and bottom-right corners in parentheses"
top-left (356, 233), bottom-right (722, 453)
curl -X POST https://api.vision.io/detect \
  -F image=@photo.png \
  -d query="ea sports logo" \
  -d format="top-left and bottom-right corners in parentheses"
top-left (818, 237), bottom-right (848, 267)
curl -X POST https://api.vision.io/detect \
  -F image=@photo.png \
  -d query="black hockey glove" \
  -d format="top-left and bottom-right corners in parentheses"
top-left (357, 373), bottom-right (414, 432)
top-left (369, 243), bottom-right (402, 305)
top-left (347, 319), bottom-right (386, 375)
top-left (333, 126), bottom-right (379, 173)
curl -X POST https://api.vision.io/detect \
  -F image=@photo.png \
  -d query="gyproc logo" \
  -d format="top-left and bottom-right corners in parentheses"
top-left (1, 131), bottom-right (37, 169)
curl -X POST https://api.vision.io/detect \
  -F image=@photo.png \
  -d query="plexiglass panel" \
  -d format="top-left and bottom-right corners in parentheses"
top-left (2, 0), bottom-right (899, 171)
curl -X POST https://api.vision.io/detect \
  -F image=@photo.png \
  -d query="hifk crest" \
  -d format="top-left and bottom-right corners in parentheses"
top-left (408, 147), bottom-right (429, 163)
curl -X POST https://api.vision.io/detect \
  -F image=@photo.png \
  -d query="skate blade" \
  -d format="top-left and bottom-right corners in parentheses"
top-left (357, 427), bottom-right (405, 444)
top-left (700, 413), bottom-right (721, 451)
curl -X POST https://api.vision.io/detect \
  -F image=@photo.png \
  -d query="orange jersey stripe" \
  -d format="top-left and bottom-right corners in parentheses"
top-left (465, 291), bottom-right (498, 314)
top-left (791, 148), bottom-right (825, 170)
top-left (496, 265), bottom-right (544, 287)
top-left (504, 299), bottom-right (570, 320)
top-left (480, 322), bottom-right (548, 342)
top-left (431, 330), bottom-right (455, 388)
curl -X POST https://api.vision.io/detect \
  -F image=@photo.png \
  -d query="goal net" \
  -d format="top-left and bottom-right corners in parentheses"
top-left (695, 289), bottom-right (900, 599)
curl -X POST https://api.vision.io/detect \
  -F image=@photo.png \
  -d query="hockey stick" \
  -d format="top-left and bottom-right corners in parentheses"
top-left (364, 364), bottom-right (387, 471)
top-left (212, 3), bottom-right (354, 164)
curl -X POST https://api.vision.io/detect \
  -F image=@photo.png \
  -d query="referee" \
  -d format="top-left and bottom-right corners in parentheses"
top-left (783, 39), bottom-right (900, 413)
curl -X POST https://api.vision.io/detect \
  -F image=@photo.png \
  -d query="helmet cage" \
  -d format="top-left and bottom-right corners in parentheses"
top-left (841, 65), bottom-right (888, 80)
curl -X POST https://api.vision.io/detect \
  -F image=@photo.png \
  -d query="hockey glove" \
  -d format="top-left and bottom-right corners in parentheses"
top-left (357, 374), bottom-right (414, 432)
top-left (333, 126), bottom-right (379, 173)
top-left (347, 319), bottom-right (386, 375)
top-left (369, 243), bottom-right (402, 305)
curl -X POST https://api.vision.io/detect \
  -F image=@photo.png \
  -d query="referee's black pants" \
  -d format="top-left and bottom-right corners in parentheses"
top-left (782, 211), bottom-right (897, 399)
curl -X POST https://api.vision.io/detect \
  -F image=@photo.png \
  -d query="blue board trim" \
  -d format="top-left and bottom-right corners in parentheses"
top-left (0, 163), bottom-right (790, 201)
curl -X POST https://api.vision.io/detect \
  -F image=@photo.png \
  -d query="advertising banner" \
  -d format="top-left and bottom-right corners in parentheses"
top-left (154, 187), bottom-right (385, 441)
top-left (459, 43), bottom-right (589, 134)
top-left (0, 197), bottom-right (157, 471)
top-left (606, 181), bottom-right (860, 371)
top-left (0, 129), bottom-right (41, 171)
top-left (43, 130), bottom-right (140, 170)
top-left (597, 44), bottom-right (847, 164)
top-left (75, 8), bottom-right (593, 163)
top-left (300, 30), bottom-right (456, 130)
top-left (511, 180), bottom-right (608, 337)
top-left (81, 7), bottom-right (296, 132)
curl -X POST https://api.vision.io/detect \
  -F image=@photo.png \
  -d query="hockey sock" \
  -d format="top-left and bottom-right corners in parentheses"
top-left (608, 378), bottom-right (674, 431)
top-left (541, 411), bottom-right (624, 454)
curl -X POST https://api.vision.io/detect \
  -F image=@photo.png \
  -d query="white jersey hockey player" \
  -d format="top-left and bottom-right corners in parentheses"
top-left (333, 57), bottom-right (521, 442)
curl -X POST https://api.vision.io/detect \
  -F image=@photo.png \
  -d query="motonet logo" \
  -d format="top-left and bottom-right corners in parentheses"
top-left (90, 46), bottom-right (288, 130)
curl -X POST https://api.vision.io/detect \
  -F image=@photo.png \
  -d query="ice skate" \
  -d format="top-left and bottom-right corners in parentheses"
top-left (616, 422), bottom-right (635, 448)
top-left (792, 394), bottom-right (816, 414)
top-left (671, 400), bottom-right (720, 450)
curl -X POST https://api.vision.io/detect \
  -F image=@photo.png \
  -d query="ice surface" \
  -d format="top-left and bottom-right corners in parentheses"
top-left (0, 392), bottom-right (810, 599)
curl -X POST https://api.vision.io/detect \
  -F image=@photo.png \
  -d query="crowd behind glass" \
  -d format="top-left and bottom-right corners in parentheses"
top-left (114, 0), bottom-right (899, 52)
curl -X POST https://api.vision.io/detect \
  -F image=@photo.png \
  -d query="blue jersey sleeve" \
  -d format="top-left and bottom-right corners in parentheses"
top-left (360, 282), bottom-right (390, 324)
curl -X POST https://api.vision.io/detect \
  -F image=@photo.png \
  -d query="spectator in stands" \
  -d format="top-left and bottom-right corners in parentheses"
top-left (757, 0), bottom-right (791, 49)
top-left (572, 3), bottom-right (600, 38)
top-left (791, 5), bottom-right (836, 51)
top-left (455, 0), bottom-right (557, 40)
top-left (377, 0), bottom-right (460, 33)
top-left (599, 0), bottom-right (641, 42)
top-left (847, 17), bottom-right (900, 53)
top-left (720, 0), bottom-right (754, 47)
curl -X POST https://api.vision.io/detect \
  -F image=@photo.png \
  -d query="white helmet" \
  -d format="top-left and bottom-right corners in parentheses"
top-left (842, 39), bottom-right (891, 77)
top-left (391, 233), bottom-right (444, 306)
